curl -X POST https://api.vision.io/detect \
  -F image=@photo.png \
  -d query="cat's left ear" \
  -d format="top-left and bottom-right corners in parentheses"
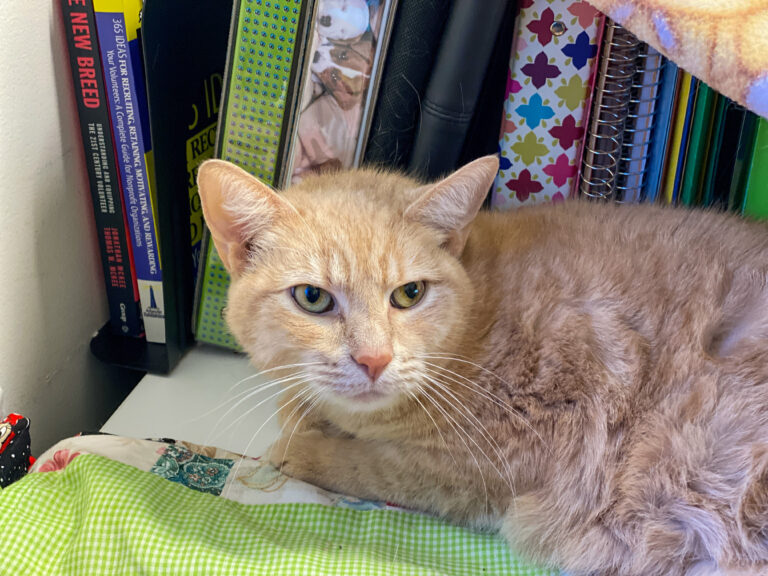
top-left (404, 155), bottom-right (499, 256)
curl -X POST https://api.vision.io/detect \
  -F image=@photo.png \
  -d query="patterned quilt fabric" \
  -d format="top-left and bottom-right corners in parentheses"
top-left (1, 434), bottom-right (563, 575)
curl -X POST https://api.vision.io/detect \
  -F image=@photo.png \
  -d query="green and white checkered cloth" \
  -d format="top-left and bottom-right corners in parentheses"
top-left (0, 454), bottom-right (557, 575)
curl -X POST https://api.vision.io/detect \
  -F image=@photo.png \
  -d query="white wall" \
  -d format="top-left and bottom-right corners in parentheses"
top-left (0, 1), bottom-right (139, 453)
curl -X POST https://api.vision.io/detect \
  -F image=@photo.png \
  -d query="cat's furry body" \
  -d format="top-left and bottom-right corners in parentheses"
top-left (198, 157), bottom-right (768, 575)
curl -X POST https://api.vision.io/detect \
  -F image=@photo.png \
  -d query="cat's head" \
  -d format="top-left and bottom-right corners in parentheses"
top-left (197, 156), bottom-right (498, 412)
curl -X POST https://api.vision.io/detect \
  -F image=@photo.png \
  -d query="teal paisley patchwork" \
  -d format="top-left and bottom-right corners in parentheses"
top-left (150, 444), bottom-right (233, 495)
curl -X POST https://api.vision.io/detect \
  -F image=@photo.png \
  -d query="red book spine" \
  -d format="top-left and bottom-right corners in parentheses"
top-left (59, 0), bottom-right (143, 337)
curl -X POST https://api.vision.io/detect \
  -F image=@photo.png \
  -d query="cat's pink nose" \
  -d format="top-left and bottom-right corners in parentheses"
top-left (352, 349), bottom-right (393, 381)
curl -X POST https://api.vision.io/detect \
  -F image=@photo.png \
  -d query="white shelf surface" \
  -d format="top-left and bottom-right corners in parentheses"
top-left (101, 345), bottom-right (282, 458)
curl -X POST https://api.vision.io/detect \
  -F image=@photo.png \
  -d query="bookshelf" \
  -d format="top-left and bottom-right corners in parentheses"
top-left (72, 0), bottom-right (767, 375)
top-left (83, 0), bottom-right (234, 374)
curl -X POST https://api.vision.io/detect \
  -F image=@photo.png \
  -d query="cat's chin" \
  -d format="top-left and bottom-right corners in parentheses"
top-left (324, 388), bottom-right (400, 413)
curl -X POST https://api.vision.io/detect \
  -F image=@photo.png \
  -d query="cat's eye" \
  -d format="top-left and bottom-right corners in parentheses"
top-left (292, 284), bottom-right (335, 314)
top-left (390, 281), bottom-right (426, 309)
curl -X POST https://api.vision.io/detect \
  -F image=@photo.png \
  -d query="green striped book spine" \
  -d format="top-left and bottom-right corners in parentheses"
top-left (742, 117), bottom-right (768, 220)
top-left (195, 0), bottom-right (310, 348)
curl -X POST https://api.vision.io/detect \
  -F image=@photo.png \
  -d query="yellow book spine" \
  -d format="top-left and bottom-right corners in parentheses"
top-left (92, 0), bottom-right (123, 13)
top-left (662, 72), bottom-right (693, 204)
top-left (120, 0), bottom-right (141, 43)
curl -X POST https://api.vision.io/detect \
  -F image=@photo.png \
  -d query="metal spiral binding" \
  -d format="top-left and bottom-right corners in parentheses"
top-left (579, 20), bottom-right (641, 199)
top-left (614, 46), bottom-right (665, 202)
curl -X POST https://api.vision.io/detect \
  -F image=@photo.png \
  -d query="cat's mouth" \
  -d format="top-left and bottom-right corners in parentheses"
top-left (324, 384), bottom-right (394, 410)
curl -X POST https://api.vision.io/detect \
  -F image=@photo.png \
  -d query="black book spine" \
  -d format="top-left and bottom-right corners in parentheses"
top-left (60, 0), bottom-right (144, 337)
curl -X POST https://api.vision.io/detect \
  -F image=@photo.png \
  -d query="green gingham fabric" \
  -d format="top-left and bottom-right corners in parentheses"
top-left (0, 454), bottom-right (557, 575)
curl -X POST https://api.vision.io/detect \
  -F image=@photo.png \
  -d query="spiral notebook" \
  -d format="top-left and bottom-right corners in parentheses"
top-left (578, 20), bottom-right (667, 202)
top-left (577, 21), bottom-right (762, 211)
top-left (614, 45), bottom-right (664, 202)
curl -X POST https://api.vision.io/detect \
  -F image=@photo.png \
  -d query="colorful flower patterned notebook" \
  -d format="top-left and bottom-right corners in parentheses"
top-left (491, 0), bottom-right (605, 209)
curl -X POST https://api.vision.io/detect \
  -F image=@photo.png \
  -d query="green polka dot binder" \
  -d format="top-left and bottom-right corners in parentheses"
top-left (194, 0), bottom-right (310, 349)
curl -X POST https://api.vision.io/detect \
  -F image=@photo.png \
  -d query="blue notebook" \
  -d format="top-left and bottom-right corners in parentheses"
top-left (643, 59), bottom-right (679, 202)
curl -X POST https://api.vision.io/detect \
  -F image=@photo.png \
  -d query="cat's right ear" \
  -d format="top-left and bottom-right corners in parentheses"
top-left (197, 160), bottom-right (296, 276)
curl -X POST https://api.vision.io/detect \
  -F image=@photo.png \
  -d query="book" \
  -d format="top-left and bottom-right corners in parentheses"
top-left (706, 100), bottom-right (748, 210)
top-left (194, 0), bottom-right (398, 348)
top-left (615, 46), bottom-right (664, 203)
top-left (700, 94), bottom-right (728, 207)
top-left (141, 0), bottom-right (234, 354)
top-left (669, 77), bottom-right (698, 204)
top-left (363, 0), bottom-right (454, 169)
top-left (457, 0), bottom-right (518, 172)
top-left (642, 59), bottom-right (678, 203)
top-left (93, 0), bottom-right (166, 343)
top-left (60, 0), bottom-right (143, 338)
top-left (492, 0), bottom-right (605, 208)
top-left (742, 117), bottom-right (768, 219)
top-left (577, 20), bottom-right (641, 200)
top-left (194, 0), bottom-right (315, 349)
top-left (727, 111), bottom-right (758, 212)
top-left (284, 0), bottom-right (398, 184)
top-left (679, 82), bottom-right (716, 206)
top-left (661, 71), bottom-right (694, 204)
top-left (406, 0), bottom-right (509, 180)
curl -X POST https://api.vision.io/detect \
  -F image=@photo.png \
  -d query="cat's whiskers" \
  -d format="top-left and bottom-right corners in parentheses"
top-left (420, 364), bottom-right (527, 428)
top-left (218, 377), bottom-right (322, 438)
top-left (205, 371), bottom-right (315, 435)
top-left (221, 385), bottom-right (316, 499)
top-left (276, 393), bottom-right (323, 477)
top-left (403, 388), bottom-right (458, 466)
top-left (420, 373), bottom-right (516, 498)
top-left (415, 383), bottom-right (490, 517)
top-left (227, 361), bottom-right (325, 393)
top-left (265, 384), bottom-right (322, 468)
top-left (419, 371), bottom-right (517, 498)
top-left (271, 385), bottom-right (317, 450)
top-left (183, 368), bottom-right (319, 429)
top-left (206, 376), bottom-right (318, 445)
top-left (420, 372), bottom-right (521, 521)
top-left (418, 356), bottom-right (552, 454)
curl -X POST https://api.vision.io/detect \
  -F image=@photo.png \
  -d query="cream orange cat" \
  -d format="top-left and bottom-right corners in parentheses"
top-left (197, 156), bottom-right (768, 576)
